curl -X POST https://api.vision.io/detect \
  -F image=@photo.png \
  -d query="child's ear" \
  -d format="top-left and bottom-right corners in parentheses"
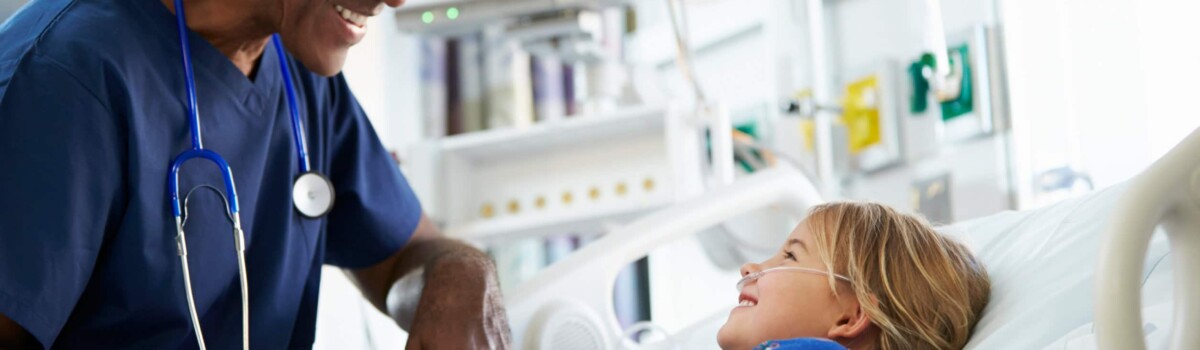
top-left (827, 302), bottom-right (874, 341)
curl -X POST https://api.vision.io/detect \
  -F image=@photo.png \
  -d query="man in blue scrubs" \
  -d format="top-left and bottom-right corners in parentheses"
top-left (0, 0), bottom-right (510, 348)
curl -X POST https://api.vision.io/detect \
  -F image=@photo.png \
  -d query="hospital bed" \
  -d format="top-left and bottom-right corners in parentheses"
top-left (503, 127), bottom-right (1200, 350)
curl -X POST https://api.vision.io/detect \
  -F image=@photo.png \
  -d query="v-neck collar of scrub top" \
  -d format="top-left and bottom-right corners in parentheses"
top-left (131, 0), bottom-right (284, 116)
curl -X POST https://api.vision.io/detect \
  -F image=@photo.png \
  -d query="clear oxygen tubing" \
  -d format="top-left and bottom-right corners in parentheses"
top-left (736, 266), bottom-right (852, 292)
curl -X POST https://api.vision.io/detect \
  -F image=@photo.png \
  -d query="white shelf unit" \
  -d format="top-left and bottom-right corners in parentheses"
top-left (437, 104), bottom-right (665, 160)
top-left (410, 104), bottom-right (705, 245)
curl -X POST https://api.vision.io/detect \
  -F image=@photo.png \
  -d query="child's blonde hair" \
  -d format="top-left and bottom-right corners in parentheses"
top-left (806, 202), bottom-right (990, 350)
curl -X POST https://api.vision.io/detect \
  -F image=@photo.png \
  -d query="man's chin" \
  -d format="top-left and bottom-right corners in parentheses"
top-left (296, 53), bottom-right (348, 77)
top-left (310, 65), bottom-right (344, 77)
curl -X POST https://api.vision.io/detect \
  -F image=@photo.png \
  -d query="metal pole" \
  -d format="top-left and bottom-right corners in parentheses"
top-left (806, 0), bottom-right (838, 198)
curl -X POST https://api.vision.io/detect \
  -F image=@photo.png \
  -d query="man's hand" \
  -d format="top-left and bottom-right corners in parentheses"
top-left (404, 255), bottom-right (510, 350)
top-left (348, 215), bottom-right (512, 349)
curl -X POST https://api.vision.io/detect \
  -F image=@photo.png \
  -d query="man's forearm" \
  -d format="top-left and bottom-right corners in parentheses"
top-left (349, 215), bottom-right (511, 348)
top-left (349, 215), bottom-right (495, 314)
top-left (382, 237), bottom-right (497, 330)
top-left (386, 236), bottom-right (495, 306)
top-left (391, 236), bottom-right (492, 288)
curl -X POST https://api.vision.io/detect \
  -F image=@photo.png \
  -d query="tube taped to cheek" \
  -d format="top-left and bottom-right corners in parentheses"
top-left (386, 267), bottom-right (425, 331)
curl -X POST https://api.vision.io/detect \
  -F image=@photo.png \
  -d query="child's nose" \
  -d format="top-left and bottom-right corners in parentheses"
top-left (740, 262), bottom-right (762, 277)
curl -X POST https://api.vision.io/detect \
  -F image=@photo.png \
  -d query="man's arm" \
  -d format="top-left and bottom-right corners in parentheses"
top-left (0, 52), bottom-right (123, 349)
top-left (347, 214), bottom-right (511, 349)
top-left (0, 312), bottom-right (38, 348)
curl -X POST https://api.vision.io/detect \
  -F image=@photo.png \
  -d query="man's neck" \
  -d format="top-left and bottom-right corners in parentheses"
top-left (161, 0), bottom-right (278, 77)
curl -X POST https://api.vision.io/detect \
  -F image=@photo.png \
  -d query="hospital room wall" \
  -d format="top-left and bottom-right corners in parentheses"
top-left (833, 0), bottom-right (1005, 222)
top-left (1000, 0), bottom-right (1200, 209)
top-left (767, 0), bottom-right (1009, 222)
top-left (782, 0), bottom-right (1200, 216)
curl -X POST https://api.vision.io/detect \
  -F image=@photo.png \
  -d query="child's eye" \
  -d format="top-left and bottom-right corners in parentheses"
top-left (783, 250), bottom-right (797, 261)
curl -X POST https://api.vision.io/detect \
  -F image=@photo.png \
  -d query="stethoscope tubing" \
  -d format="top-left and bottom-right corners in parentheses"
top-left (173, 0), bottom-right (202, 152)
top-left (169, 0), bottom-right (240, 218)
top-left (169, 149), bottom-right (240, 219)
top-left (271, 35), bottom-right (312, 173)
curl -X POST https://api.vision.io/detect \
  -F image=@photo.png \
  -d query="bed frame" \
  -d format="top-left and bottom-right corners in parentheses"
top-left (1097, 126), bottom-right (1200, 350)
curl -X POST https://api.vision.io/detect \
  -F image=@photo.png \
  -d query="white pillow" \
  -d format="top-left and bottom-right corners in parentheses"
top-left (939, 183), bottom-right (1173, 349)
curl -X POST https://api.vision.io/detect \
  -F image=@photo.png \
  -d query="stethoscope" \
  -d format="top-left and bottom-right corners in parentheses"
top-left (166, 0), bottom-right (335, 348)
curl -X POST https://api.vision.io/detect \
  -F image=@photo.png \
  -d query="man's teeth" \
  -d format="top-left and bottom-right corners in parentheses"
top-left (334, 4), bottom-right (368, 27)
top-left (738, 300), bottom-right (757, 307)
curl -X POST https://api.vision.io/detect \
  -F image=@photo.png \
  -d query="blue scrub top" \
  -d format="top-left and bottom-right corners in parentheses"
top-left (0, 0), bottom-right (423, 348)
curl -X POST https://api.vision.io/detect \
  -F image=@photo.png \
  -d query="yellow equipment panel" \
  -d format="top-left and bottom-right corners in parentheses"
top-left (841, 76), bottom-right (882, 154)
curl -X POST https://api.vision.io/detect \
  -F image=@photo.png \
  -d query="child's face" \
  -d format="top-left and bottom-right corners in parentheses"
top-left (716, 221), bottom-right (855, 350)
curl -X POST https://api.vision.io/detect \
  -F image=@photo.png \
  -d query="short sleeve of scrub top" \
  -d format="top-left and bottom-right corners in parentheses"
top-left (0, 0), bottom-right (423, 347)
top-left (0, 33), bottom-right (126, 347)
top-left (322, 73), bottom-right (424, 268)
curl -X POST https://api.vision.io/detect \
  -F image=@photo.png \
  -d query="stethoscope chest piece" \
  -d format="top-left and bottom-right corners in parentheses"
top-left (293, 171), bottom-right (334, 218)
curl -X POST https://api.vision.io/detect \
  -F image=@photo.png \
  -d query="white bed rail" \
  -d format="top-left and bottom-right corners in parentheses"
top-left (1097, 126), bottom-right (1200, 350)
top-left (504, 164), bottom-right (823, 349)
